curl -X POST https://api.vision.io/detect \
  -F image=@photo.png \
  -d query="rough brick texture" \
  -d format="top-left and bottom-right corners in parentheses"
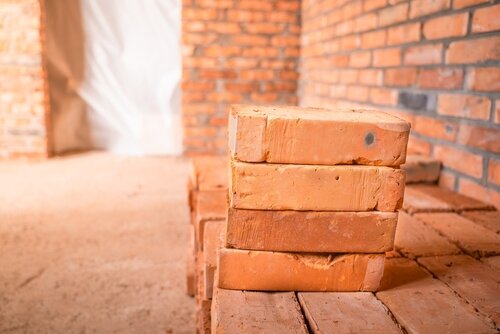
top-left (300, 0), bottom-right (500, 208)
top-left (0, 0), bottom-right (50, 159)
top-left (182, 0), bottom-right (301, 155)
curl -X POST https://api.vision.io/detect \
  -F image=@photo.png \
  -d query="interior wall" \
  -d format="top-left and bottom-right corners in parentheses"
top-left (0, 0), bottom-right (50, 159)
top-left (300, 0), bottom-right (500, 207)
top-left (182, 0), bottom-right (301, 155)
top-left (45, 0), bottom-right (182, 156)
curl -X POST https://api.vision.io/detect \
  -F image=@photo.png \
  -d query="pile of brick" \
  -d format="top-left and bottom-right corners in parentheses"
top-left (215, 105), bottom-right (410, 294)
top-left (188, 105), bottom-right (411, 333)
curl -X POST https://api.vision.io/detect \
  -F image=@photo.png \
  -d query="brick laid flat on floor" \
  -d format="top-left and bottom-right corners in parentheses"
top-left (404, 185), bottom-right (495, 214)
top-left (203, 220), bottom-right (224, 300)
top-left (461, 211), bottom-right (500, 234)
top-left (226, 208), bottom-right (397, 253)
top-left (211, 289), bottom-right (308, 334)
top-left (230, 161), bottom-right (405, 212)
top-left (297, 292), bottom-right (402, 333)
top-left (402, 186), bottom-right (454, 214)
top-left (415, 213), bottom-right (500, 257)
top-left (377, 258), bottom-right (496, 333)
top-left (401, 155), bottom-right (441, 184)
top-left (217, 248), bottom-right (385, 292)
top-left (189, 156), bottom-right (228, 192)
top-left (229, 105), bottom-right (410, 166)
top-left (394, 212), bottom-right (461, 258)
top-left (418, 255), bottom-right (500, 325)
top-left (482, 256), bottom-right (500, 271)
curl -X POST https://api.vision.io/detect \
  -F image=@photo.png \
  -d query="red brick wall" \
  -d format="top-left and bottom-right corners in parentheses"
top-left (182, 0), bottom-right (301, 155)
top-left (300, 0), bottom-right (500, 207)
top-left (0, 0), bottom-right (50, 159)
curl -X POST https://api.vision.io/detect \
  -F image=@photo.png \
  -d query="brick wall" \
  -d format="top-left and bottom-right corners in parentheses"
top-left (300, 0), bottom-right (500, 207)
top-left (182, 0), bottom-right (301, 155)
top-left (0, 0), bottom-right (50, 159)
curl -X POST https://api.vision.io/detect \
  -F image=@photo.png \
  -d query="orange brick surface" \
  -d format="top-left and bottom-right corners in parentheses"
top-left (230, 160), bottom-right (405, 212)
top-left (229, 105), bottom-right (410, 166)
top-left (217, 248), bottom-right (385, 292)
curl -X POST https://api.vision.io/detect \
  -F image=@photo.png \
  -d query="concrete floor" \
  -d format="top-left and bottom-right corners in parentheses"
top-left (0, 152), bottom-right (195, 333)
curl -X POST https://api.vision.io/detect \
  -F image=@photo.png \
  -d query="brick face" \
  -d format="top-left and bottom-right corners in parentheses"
top-left (182, 0), bottom-right (300, 155)
top-left (300, 0), bottom-right (500, 208)
top-left (0, 0), bottom-right (50, 159)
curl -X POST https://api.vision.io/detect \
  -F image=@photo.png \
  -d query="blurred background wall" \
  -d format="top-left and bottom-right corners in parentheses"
top-left (181, 0), bottom-right (301, 155)
top-left (299, 0), bottom-right (499, 206)
top-left (0, 0), bottom-right (49, 159)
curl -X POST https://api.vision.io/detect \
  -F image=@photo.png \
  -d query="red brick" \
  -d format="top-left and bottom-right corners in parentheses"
top-left (418, 67), bottom-right (463, 89)
top-left (404, 44), bottom-right (443, 65)
top-left (416, 213), bottom-right (500, 257)
top-left (410, 0), bottom-right (450, 18)
top-left (227, 9), bottom-right (265, 21)
top-left (354, 13), bottom-right (377, 32)
top-left (395, 212), bottom-right (460, 257)
top-left (347, 85), bottom-right (369, 101)
top-left (377, 258), bottom-right (496, 333)
top-left (454, 0), bottom-right (489, 9)
top-left (361, 30), bottom-right (387, 49)
top-left (459, 178), bottom-right (500, 209)
top-left (224, 83), bottom-right (259, 93)
top-left (211, 289), bottom-right (308, 334)
top-left (229, 105), bottom-right (410, 166)
top-left (458, 124), bottom-right (500, 153)
top-left (439, 170), bottom-right (457, 190)
top-left (364, 0), bottom-right (387, 12)
top-left (378, 3), bottom-right (409, 27)
top-left (230, 161), bottom-right (405, 211)
top-left (373, 47), bottom-right (401, 67)
top-left (413, 116), bottom-right (458, 141)
top-left (472, 4), bottom-right (500, 33)
top-left (369, 87), bottom-right (398, 105)
top-left (437, 94), bottom-right (491, 120)
top-left (276, 1), bottom-right (301, 11)
top-left (462, 211), bottom-right (500, 234)
top-left (446, 36), bottom-right (500, 64)
top-left (206, 22), bottom-right (241, 34)
top-left (434, 145), bottom-right (483, 178)
top-left (240, 69), bottom-right (274, 80)
top-left (204, 45), bottom-right (241, 57)
top-left (387, 23), bottom-right (420, 46)
top-left (423, 13), bottom-right (468, 39)
top-left (226, 209), bottom-right (398, 253)
top-left (384, 68), bottom-right (417, 87)
top-left (349, 51), bottom-right (371, 68)
top-left (298, 293), bottom-right (401, 334)
top-left (467, 67), bottom-right (500, 92)
top-left (358, 69), bottom-right (382, 85)
top-left (232, 34), bottom-right (268, 45)
top-left (408, 136), bottom-right (432, 156)
top-left (488, 158), bottom-right (500, 186)
top-left (239, 0), bottom-right (274, 10)
top-left (217, 248), bottom-right (385, 292)
top-left (245, 22), bottom-right (283, 34)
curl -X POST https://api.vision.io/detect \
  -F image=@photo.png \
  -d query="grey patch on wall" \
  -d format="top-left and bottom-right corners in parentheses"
top-left (397, 91), bottom-right (435, 112)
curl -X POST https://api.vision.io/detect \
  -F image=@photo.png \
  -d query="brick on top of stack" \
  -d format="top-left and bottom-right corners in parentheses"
top-left (218, 105), bottom-right (410, 292)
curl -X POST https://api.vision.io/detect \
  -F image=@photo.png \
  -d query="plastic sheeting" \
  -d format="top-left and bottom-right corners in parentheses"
top-left (45, 0), bottom-right (182, 155)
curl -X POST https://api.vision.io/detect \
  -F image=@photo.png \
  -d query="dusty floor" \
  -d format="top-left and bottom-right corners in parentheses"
top-left (0, 152), bottom-right (194, 333)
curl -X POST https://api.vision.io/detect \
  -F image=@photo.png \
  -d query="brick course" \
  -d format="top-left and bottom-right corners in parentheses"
top-left (300, 0), bottom-right (500, 208)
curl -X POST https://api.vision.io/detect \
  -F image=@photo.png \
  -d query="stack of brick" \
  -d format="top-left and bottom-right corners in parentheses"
top-left (186, 156), bottom-right (228, 333)
top-left (215, 105), bottom-right (410, 294)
